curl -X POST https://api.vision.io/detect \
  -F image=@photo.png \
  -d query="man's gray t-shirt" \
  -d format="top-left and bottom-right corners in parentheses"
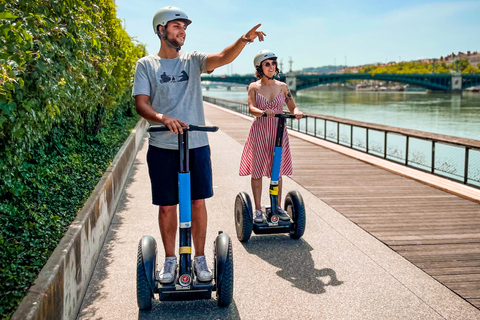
top-left (132, 51), bottom-right (209, 150)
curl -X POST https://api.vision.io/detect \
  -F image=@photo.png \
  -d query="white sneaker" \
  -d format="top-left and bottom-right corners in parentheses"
top-left (157, 257), bottom-right (177, 284)
top-left (277, 206), bottom-right (290, 221)
top-left (194, 255), bottom-right (213, 282)
top-left (254, 209), bottom-right (264, 223)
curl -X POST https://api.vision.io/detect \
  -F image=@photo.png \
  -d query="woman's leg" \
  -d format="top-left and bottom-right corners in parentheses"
top-left (251, 177), bottom-right (262, 210)
top-left (277, 176), bottom-right (290, 220)
top-left (278, 176), bottom-right (283, 205)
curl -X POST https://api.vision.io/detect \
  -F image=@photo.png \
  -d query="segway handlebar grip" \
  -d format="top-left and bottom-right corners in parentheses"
top-left (261, 113), bottom-right (297, 119)
top-left (262, 112), bottom-right (295, 119)
top-left (188, 125), bottom-right (219, 132)
top-left (147, 126), bottom-right (169, 132)
top-left (147, 125), bottom-right (219, 133)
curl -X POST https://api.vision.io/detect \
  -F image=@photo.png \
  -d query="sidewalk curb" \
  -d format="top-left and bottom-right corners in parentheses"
top-left (11, 119), bottom-right (148, 320)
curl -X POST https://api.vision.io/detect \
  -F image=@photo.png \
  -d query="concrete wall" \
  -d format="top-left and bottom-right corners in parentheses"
top-left (11, 119), bottom-right (148, 320)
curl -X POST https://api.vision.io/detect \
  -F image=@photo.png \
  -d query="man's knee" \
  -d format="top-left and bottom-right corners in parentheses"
top-left (191, 199), bottom-right (206, 211)
top-left (159, 205), bottom-right (177, 216)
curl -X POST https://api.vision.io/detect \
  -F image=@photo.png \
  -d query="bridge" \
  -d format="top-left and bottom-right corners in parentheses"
top-left (201, 72), bottom-right (480, 93)
top-left (201, 80), bottom-right (248, 91)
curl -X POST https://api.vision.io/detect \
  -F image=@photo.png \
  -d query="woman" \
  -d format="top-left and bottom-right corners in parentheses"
top-left (239, 50), bottom-right (303, 223)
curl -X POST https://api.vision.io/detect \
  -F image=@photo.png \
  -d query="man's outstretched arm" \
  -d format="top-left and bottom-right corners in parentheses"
top-left (205, 24), bottom-right (266, 72)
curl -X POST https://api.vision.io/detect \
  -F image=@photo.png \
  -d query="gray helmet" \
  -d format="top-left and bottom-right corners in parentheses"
top-left (152, 6), bottom-right (192, 34)
top-left (254, 50), bottom-right (277, 68)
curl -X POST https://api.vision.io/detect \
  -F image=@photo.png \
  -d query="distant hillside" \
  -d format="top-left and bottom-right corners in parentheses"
top-left (301, 65), bottom-right (346, 74)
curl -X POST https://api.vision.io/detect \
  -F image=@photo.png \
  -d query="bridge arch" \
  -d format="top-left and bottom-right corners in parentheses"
top-left (294, 73), bottom-right (452, 91)
top-left (201, 73), bottom-right (480, 92)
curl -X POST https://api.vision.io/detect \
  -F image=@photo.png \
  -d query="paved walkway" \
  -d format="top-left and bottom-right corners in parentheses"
top-left (77, 104), bottom-right (480, 320)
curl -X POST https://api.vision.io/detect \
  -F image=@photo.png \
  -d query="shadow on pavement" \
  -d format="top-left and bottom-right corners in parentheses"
top-left (243, 235), bottom-right (343, 294)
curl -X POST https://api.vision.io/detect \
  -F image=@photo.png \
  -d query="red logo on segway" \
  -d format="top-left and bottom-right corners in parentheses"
top-left (271, 215), bottom-right (279, 223)
top-left (179, 274), bottom-right (191, 286)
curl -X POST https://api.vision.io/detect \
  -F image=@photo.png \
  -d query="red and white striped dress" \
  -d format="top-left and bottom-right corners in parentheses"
top-left (239, 92), bottom-right (293, 179)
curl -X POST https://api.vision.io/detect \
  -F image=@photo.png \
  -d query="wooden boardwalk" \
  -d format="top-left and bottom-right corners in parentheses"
top-left (204, 102), bottom-right (480, 309)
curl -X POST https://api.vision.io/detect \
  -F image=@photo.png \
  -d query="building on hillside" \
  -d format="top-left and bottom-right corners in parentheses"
top-left (441, 51), bottom-right (480, 67)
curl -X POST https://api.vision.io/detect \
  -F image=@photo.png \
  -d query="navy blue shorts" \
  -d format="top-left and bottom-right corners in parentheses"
top-left (146, 145), bottom-right (213, 206)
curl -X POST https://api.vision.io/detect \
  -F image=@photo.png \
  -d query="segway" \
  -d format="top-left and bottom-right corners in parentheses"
top-left (235, 113), bottom-right (306, 242)
top-left (137, 125), bottom-right (233, 310)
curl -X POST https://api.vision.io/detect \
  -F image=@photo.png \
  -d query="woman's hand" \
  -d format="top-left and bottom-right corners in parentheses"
top-left (293, 108), bottom-right (303, 119)
top-left (264, 109), bottom-right (275, 118)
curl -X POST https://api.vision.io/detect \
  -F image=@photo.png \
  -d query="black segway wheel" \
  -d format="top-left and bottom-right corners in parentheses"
top-left (234, 192), bottom-right (253, 242)
top-left (215, 232), bottom-right (234, 307)
top-left (137, 235), bottom-right (157, 310)
top-left (285, 190), bottom-right (306, 239)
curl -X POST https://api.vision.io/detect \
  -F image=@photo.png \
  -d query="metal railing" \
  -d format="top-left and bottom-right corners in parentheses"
top-left (203, 95), bottom-right (480, 189)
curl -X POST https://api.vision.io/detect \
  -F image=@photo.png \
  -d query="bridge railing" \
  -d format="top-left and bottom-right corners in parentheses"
top-left (204, 95), bottom-right (480, 189)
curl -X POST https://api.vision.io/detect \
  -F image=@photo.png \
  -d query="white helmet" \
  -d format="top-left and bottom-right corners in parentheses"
top-left (254, 50), bottom-right (277, 68)
top-left (152, 6), bottom-right (192, 34)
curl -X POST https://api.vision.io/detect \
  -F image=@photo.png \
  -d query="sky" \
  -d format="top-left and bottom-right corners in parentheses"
top-left (115, 0), bottom-right (480, 75)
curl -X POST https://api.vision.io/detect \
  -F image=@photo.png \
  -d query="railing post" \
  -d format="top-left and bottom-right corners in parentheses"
top-left (323, 119), bottom-right (326, 139)
top-left (405, 136), bottom-right (409, 166)
top-left (350, 125), bottom-right (353, 148)
top-left (337, 122), bottom-right (340, 144)
top-left (464, 147), bottom-right (469, 184)
top-left (366, 128), bottom-right (369, 154)
top-left (431, 141), bottom-right (435, 173)
top-left (384, 132), bottom-right (388, 159)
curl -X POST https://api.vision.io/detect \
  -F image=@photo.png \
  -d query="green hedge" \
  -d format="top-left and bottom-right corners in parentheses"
top-left (0, 0), bottom-right (146, 318)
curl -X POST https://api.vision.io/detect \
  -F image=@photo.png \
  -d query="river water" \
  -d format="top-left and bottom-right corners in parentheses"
top-left (203, 88), bottom-right (480, 141)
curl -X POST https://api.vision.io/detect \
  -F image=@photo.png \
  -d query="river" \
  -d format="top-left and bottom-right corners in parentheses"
top-left (203, 88), bottom-right (480, 141)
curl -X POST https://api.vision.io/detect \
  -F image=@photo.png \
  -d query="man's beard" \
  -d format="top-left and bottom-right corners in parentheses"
top-left (164, 30), bottom-right (184, 47)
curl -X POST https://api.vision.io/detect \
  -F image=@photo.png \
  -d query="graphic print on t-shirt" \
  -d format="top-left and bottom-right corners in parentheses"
top-left (160, 70), bottom-right (189, 84)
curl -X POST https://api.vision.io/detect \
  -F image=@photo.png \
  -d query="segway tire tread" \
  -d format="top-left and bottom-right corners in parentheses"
top-left (235, 193), bottom-right (253, 242)
top-left (286, 190), bottom-right (306, 239)
top-left (217, 238), bottom-right (234, 307)
top-left (137, 241), bottom-right (153, 310)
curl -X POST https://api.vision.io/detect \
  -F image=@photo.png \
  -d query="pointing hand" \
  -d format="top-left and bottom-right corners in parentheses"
top-left (243, 23), bottom-right (266, 43)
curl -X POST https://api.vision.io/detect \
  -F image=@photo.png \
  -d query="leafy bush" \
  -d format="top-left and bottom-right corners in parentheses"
top-left (0, 0), bottom-right (146, 318)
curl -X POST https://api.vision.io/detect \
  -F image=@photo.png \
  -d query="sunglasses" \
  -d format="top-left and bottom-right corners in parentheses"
top-left (263, 61), bottom-right (277, 67)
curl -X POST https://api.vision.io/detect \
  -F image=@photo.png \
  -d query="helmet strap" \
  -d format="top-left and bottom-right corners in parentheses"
top-left (158, 26), bottom-right (182, 52)
top-left (260, 69), bottom-right (274, 80)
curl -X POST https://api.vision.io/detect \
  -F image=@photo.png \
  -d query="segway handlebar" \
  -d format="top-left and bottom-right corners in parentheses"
top-left (261, 113), bottom-right (297, 119)
top-left (147, 125), bottom-right (219, 133)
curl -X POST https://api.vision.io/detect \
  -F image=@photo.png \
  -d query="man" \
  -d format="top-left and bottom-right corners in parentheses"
top-left (133, 6), bottom-right (265, 283)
